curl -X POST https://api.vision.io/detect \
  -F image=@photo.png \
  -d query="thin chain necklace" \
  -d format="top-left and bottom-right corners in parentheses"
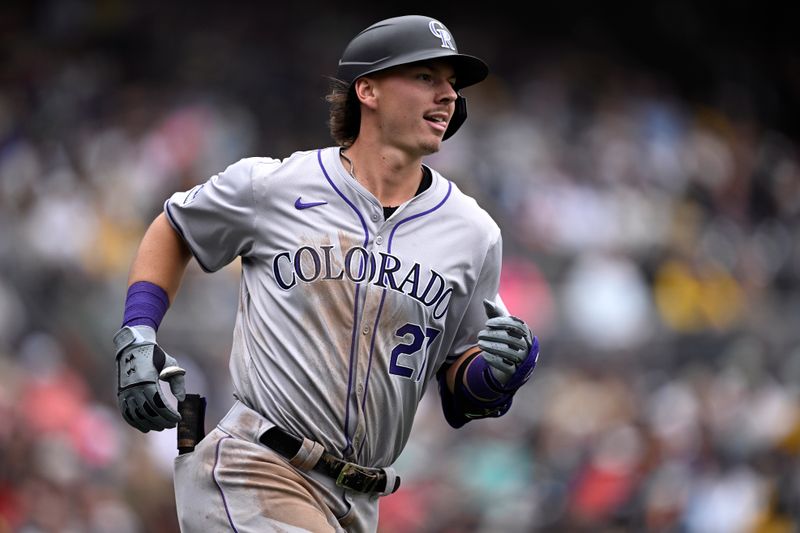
top-left (341, 149), bottom-right (427, 207)
top-left (341, 150), bottom-right (423, 184)
top-left (340, 150), bottom-right (356, 180)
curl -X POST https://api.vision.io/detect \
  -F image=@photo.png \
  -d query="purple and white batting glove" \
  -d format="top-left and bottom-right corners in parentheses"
top-left (478, 299), bottom-right (539, 389)
top-left (113, 325), bottom-right (186, 433)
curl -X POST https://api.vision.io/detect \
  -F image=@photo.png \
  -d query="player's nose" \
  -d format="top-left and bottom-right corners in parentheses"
top-left (435, 80), bottom-right (457, 104)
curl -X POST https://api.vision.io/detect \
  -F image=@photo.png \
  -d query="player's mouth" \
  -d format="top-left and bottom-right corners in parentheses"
top-left (424, 112), bottom-right (449, 134)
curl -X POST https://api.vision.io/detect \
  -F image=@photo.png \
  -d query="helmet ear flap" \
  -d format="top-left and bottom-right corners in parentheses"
top-left (443, 94), bottom-right (468, 140)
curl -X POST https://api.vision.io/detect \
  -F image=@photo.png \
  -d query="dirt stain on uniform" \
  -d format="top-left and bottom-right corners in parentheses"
top-left (291, 232), bottom-right (363, 419)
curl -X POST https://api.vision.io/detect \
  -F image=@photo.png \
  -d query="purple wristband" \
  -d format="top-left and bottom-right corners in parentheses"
top-left (122, 281), bottom-right (169, 331)
top-left (463, 354), bottom-right (508, 404)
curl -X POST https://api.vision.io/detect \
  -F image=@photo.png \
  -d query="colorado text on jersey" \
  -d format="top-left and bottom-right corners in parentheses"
top-left (271, 244), bottom-right (453, 319)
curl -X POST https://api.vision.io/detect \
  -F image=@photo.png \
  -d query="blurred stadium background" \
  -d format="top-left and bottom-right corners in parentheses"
top-left (1, 1), bottom-right (799, 531)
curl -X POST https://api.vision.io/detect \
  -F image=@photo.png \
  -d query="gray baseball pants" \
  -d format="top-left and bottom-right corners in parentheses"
top-left (173, 400), bottom-right (381, 532)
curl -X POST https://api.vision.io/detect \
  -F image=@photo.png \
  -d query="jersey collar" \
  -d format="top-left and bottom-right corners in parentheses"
top-left (321, 147), bottom-right (447, 219)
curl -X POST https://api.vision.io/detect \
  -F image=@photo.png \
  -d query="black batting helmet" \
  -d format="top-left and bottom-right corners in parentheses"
top-left (336, 15), bottom-right (489, 140)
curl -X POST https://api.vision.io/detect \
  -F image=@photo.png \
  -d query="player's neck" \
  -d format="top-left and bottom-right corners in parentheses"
top-left (340, 143), bottom-right (423, 208)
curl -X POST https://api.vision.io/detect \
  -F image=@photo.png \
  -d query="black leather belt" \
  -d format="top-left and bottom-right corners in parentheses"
top-left (260, 426), bottom-right (401, 495)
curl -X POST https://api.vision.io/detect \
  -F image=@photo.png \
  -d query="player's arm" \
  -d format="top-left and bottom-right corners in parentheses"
top-left (113, 213), bottom-right (192, 433)
top-left (114, 158), bottom-right (261, 433)
top-left (437, 298), bottom-right (539, 428)
top-left (128, 213), bottom-right (193, 299)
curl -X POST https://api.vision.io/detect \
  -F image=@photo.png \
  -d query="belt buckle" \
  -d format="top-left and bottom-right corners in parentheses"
top-left (335, 462), bottom-right (382, 493)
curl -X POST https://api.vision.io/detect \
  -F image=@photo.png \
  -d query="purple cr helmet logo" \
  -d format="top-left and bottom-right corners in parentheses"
top-left (429, 20), bottom-right (455, 51)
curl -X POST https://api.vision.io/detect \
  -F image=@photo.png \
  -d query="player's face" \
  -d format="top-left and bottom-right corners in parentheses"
top-left (371, 60), bottom-right (458, 156)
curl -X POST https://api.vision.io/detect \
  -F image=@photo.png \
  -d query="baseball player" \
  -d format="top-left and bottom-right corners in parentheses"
top-left (113, 15), bottom-right (539, 533)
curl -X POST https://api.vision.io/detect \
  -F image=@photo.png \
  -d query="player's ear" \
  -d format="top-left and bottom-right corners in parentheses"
top-left (353, 77), bottom-right (379, 110)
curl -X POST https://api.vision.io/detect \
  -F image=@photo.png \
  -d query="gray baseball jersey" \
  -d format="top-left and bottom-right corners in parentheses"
top-left (164, 146), bottom-right (503, 468)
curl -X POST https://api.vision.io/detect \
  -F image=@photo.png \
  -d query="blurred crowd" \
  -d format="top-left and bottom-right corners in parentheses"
top-left (2, 2), bottom-right (800, 532)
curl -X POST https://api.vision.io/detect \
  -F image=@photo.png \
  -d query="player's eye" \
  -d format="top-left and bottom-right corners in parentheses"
top-left (416, 73), bottom-right (433, 82)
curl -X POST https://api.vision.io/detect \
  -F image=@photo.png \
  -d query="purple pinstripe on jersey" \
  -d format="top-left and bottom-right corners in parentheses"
top-left (357, 288), bottom-right (389, 457)
top-left (317, 149), bottom-right (369, 456)
top-left (386, 180), bottom-right (452, 253)
top-left (358, 179), bottom-right (453, 456)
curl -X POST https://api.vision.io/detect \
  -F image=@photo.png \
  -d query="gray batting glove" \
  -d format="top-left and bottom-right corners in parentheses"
top-left (478, 299), bottom-right (533, 385)
top-left (113, 325), bottom-right (186, 432)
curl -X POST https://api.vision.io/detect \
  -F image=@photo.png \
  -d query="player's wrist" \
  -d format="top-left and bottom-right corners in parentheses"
top-left (456, 353), bottom-right (514, 409)
top-left (465, 353), bottom-right (510, 399)
top-left (122, 281), bottom-right (170, 331)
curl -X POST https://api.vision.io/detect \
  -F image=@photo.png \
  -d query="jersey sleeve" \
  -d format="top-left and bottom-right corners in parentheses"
top-left (164, 157), bottom-right (267, 272)
top-left (446, 230), bottom-right (504, 364)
